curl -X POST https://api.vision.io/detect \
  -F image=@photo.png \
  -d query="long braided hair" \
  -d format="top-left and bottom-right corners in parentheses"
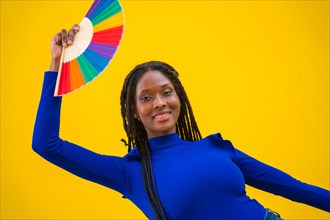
top-left (120, 61), bottom-right (202, 219)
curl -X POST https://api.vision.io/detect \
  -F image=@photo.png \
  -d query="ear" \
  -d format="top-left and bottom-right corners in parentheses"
top-left (133, 112), bottom-right (141, 122)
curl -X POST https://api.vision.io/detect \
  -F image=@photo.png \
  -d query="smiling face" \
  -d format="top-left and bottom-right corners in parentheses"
top-left (135, 70), bottom-right (181, 139)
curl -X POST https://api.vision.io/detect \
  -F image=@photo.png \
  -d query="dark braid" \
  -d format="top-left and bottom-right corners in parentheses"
top-left (120, 61), bottom-right (202, 220)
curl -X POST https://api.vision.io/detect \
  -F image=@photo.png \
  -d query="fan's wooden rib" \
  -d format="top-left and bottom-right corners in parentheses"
top-left (54, 47), bottom-right (66, 96)
top-left (64, 17), bottom-right (93, 63)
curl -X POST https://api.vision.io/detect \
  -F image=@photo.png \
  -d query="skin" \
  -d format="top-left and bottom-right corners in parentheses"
top-left (49, 24), bottom-right (80, 71)
top-left (49, 24), bottom-right (181, 139)
top-left (135, 71), bottom-right (181, 138)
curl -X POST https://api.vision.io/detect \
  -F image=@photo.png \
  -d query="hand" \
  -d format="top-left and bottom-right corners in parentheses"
top-left (49, 24), bottom-right (80, 71)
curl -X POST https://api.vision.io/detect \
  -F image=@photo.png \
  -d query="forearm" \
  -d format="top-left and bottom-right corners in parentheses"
top-left (246, 167), bottom-right (330, 212)
top-left (234, 149), bottom-right (330, 212)
top-left (32, 71), bottom-right (62, 153)
top-left (49, 58), bottom-right (60, 72)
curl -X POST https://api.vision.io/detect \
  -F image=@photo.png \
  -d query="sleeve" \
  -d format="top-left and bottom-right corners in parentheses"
top-left (233, 148), bottom-right (330, 212)
top-left (32, 71), bottom-right (128, 195)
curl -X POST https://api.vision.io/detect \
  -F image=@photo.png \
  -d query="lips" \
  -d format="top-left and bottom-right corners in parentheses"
top-left (153, 111), bottom-right (172, 121)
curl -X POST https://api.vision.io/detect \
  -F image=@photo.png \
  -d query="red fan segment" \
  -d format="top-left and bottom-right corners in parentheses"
top-left (92, 26), bottom-right (124, 46)
top-left (58, 63), bottom-right (71, 95)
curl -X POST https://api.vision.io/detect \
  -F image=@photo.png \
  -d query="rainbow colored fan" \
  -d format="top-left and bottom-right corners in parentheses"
top-left (54, 0), bottom-right (124, 96)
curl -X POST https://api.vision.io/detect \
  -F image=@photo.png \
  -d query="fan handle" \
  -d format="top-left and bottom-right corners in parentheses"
top-left (54, 47), bottom-right (66, 97)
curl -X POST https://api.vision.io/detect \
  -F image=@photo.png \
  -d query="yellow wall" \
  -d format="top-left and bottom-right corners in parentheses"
top-left (1, 0), bottom-right (329, 219)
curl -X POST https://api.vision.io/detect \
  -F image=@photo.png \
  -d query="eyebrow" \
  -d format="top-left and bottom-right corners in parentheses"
top-left (139, 83), bottom-right (171, 94)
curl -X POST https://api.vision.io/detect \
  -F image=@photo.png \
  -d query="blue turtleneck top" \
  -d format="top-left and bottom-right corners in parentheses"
top-left (32, 72), bottom-right (330, 220)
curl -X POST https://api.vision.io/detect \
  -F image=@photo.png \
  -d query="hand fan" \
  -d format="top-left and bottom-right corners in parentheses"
top-left (54, 0), bottom-right (125, 96)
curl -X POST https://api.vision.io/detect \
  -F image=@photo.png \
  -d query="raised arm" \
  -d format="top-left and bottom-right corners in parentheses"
top-left (32, 26), bottom-right (128, 195)
top-left (233, 149), bottom-right (330, 212)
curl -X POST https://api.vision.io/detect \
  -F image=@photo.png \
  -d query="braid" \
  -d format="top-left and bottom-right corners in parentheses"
top-left (120, 61), bottom-right (201, 220)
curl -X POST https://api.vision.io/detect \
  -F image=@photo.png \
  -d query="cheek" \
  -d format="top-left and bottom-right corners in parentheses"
top-left (135, 102), bottom-right (151, 116)
top-left (169, 96), bottom-right (181, 113)
top-left (174, 94), bottom-right (181, 107)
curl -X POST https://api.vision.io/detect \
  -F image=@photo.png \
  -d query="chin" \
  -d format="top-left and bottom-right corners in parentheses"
top-left (148, 125), bottom-right (176, 138)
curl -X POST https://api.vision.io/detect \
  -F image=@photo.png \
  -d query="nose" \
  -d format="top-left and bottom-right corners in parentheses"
top-left (153, 95), bottom-right (166, 109)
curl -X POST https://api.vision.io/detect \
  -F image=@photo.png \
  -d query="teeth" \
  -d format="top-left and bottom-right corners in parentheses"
top-left (155, 113), bottom-right (168, 119)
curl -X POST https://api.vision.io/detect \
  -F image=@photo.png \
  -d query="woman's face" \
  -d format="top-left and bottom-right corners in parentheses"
top-left (135, 70), bottom-right (181, 139)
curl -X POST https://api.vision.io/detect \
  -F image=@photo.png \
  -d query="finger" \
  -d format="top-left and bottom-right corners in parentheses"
top-left (61, 29), bottom-right (68, 47)
top-left (73, 24), bottom-right (80, 32)
top-left (67, 28), bottom-right (76, 45)
top-left (67, 24), bottom-right (80, 45)
top-left (55, 32), bottom-right (62, 45)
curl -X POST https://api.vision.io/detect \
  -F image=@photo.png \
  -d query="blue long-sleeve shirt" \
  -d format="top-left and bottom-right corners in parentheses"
top-left (32, 72), bottom-right (330, 220)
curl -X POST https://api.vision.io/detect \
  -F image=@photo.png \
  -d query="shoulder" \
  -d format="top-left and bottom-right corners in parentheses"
top-left (202, 133), bottom-right (236, 154)
top-left (123, 147), bottom-right (141, 160)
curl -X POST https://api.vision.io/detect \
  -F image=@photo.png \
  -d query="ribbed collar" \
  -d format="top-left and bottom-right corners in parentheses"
top-left (147, 133), bottom-right (184, 152)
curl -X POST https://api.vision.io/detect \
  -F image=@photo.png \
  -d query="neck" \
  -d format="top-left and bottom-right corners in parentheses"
top-left (147, 133), bottom-right (183, 152)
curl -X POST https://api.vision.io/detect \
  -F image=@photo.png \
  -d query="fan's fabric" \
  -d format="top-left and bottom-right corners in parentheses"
top-left (55, 0), bottom-right (124, 96)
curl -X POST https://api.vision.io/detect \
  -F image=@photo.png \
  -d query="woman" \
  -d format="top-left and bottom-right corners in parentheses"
top-left (32, 25), bottom-right (330, 220)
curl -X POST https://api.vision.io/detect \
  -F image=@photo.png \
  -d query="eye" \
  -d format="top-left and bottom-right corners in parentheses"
top-left (164, 89), bottom-right (173, 97)
top-left (139, 95), bottom-right (151, 102)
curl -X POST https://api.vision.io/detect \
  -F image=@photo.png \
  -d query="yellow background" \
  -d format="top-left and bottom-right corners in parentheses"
top-left (1, 0), bottom-right (329, 219)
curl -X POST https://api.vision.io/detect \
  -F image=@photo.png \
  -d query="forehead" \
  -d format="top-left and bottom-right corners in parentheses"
top-left (136, 70), bottom-right (173, 92)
